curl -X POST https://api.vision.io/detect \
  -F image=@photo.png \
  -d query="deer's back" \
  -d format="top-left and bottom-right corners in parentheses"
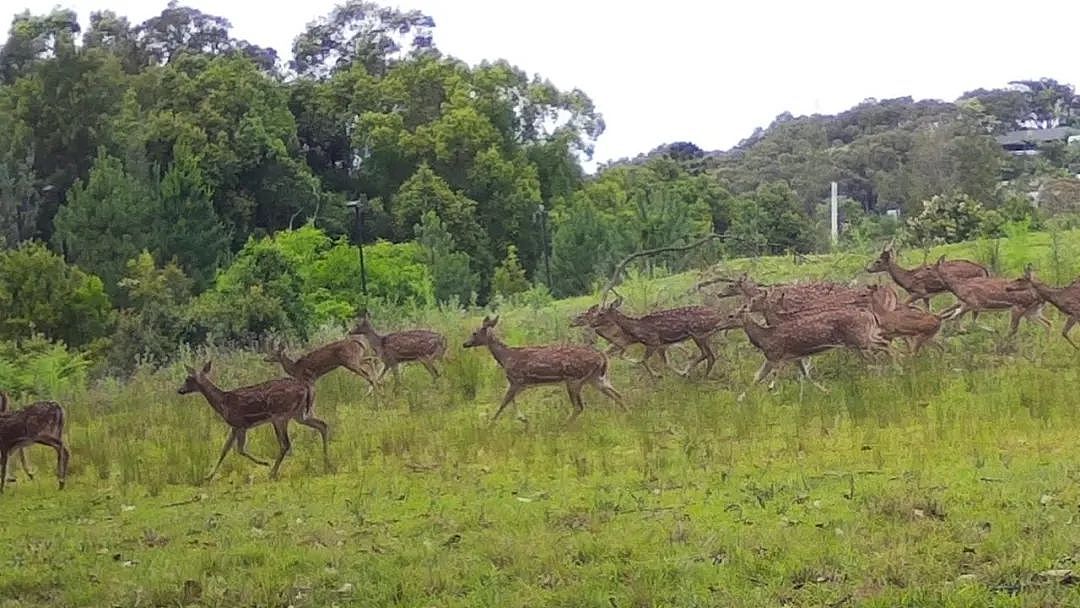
top-left (502, 345), bottom-right (605, 383)
top-left (297, 338), bottom-right (367, 377)
top-left (950, 277), bottom-right (1039, 306)
top-left (382, 330), bottom-right (446, 360)
top-left (640, 306), bottom-right (730, 339)
top-left (223, 378), bottom-right (311, 424)
top-left (0, 401), bottom-right (64, 447)
top-left (771, 308), bottom-right (879, 354)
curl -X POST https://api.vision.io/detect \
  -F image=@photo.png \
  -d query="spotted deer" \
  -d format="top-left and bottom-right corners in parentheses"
top-left (720, 273), bottom-right (851, 316)
top-left (596, 298), bottom-right (737, 378)
top-left (463, 315), bottom-right (624, 423)
top-left (1007, 265), bottom-right (1080, 349)
top-left (177, 362), bottom-right (329, 480)
top-left (866, 244), bottom-right (988, 310)
top-left (932, 256), bottom-right (1050, 336)
top-left (0, 397), bottom-right (69, 493)
top-left (867, 284), bottom-right (944, 354)
top-left (570, 303), bottom-right (687, 373)
top-left (750, 285), bottom-right (874, 326)
top-left (0, 392), bottom-right (33, 482)
top-left (730, 304), bottom-right (890, 393)
top-left (264, 338), bottom-right (381, 394)
top-left (349, 316), bottom-right (447, 385)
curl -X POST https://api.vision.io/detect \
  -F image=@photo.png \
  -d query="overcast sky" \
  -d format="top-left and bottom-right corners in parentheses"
top-left (6, 0), bottom-right (1080, 165)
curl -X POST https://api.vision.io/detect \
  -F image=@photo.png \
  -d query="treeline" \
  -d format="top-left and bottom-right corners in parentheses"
top-left (2, 1), bottom-right (1079, 384)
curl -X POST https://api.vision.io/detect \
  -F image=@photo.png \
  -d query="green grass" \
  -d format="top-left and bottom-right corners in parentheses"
top-left (5, 231), bottom-right (1080, 607)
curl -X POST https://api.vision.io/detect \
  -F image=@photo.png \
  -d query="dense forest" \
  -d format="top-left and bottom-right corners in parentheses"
top-left (3, 1), bottom-right (1080, 382)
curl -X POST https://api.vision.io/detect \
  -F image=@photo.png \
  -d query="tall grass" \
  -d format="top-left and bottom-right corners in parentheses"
top-left (5, 229), bottom-right (1080, 607)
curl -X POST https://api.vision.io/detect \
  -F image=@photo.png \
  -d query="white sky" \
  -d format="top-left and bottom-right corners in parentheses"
top-left (5, 0), bottom-right (1080, 165)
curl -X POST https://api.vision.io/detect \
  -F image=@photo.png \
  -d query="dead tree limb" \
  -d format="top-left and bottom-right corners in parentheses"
top-left (599, 234), bottom-right (724, 305)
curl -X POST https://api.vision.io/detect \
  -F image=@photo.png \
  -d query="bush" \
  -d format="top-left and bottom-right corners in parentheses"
top-left (0, 335), bottom-right (90, 398)
top-left (0, 241), bottom-right (113, 349)
top-left (106, 252), bottom-right (194, 374)
top-left (904, 193), bottom-right (1002, 246)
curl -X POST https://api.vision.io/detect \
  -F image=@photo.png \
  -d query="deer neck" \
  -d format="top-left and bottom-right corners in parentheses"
top-left (360, 327), bottom-right (385, 353)
top-left (485, 337), bottom-right (514, 369)
top-left (886, 257), bottom-right (917, 288)
top-left (1029, 278), bottom-right (1060, 303)
top-left (194, 377), bottom-right (230, 420)
top-left (741, 315), bottom-right (770, 349)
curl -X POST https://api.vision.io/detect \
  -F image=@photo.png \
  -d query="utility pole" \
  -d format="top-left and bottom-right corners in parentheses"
top-left (345, 197), bottom-right (368, 298)
top-left (537, 203), bottom-right (551, 286)
top-left (830, 181), bottom-right (839, 246)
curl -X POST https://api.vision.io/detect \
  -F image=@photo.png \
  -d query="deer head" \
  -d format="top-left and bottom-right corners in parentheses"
top-left (463, 315), bottom-right (500, 348)
top-left (866, 246), bottom-right (894, 273)
top-left (350, 315), bottom-right (375, 337)
top-left (178, 361), bottom-right (213, 394)
top-left (262, 342), bottom-right (287, 364)
top-left (570, 305), bottom-right (600, 328)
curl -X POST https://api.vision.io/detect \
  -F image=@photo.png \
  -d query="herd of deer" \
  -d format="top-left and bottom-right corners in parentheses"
top-left (3, 245), bottom-right (1080, 492)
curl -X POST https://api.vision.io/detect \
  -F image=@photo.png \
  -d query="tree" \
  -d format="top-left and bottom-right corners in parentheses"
top-left (155, 144), bottom-right (230, 288)
top-left (0, 241), bottom-right (113, 348)
top-left (414, 210), bottom-right (477, 305)
top-left (728, 182), bottom-right (816, 255)
top-left (290, 1), bottom-right (436, 78)
top-left (904, 193), bottom-right (1000, 246)
top-left (0, 8), bottom-right (80, 84)
top-left (492, 245), bottom-right (529, 299)
top-left (107, 251), bottom-right (193, 373)
top-left (53, 150), bottom-right (158, 294)
top-left (549, 201), bottom-right (627, 297)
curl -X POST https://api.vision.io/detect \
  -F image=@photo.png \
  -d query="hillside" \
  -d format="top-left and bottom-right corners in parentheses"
top-left (4, 229), bottom-right (1080, 606)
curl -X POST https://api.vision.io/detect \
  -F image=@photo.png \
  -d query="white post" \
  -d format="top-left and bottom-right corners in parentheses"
top-left (830, 181), bottom-right (838, 246)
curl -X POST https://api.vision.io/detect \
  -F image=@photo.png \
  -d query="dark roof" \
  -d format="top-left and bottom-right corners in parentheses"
top-left (996, 127), bottom-right (1080, 147)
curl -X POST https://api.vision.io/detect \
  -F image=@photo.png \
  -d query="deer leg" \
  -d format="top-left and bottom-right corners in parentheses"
top-left (490, 384), bottom-right (523, 423)
top-left (1063, 317), bottom-right (1079, 349)
top-left (17, 448), bottom-right (33, 480)
top-left (269, 420), bottom-right (292, 480)
top-left (34, 437), bottom-right (67, 490)
top-left (753, 360), bottom-right (775, 385)
top-left (638, 346), bottom-right (661, 378)
top-left (233, 429), bottom-right (270, 466)
top-left (295, 416), bottom-right (331, 472)
top-left (1007, 307), bottom-right (1024, 337)
top-left (206, 429), bottom-right (238, 481)
top-left (566, 381), bottom-right (586, 422)
top-left (688, 335), bottom-right (717, 377)
top-left (592, 374), bottom-right (626, 411)
top-left (1, 450), bottom-right (8, 494)
top-left (420, 357), bottom-right (440, 381)
top-left (344, 360), bottom-right (379, 395)
top-left (798, 359), bottom-right (829, 393)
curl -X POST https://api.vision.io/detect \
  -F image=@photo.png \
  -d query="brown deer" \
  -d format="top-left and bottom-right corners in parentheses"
top-left (264, 338), bottom-right (381, 394)
top-left (867, 284), bottom-right (944, 354)
top-left (463, 315), bottom-right (624, 423)
top-left (749, 285), bottom-right (874, 326)
top-left (177, 362), bottom-right (329, 480)
top-left (349, 316), bottom-right (447, 386)
top-left (731, 305), bottom-right (890, 392)
top-left (0, 392), bottom-right (33, 482)
top-left (866, 244), bottom-right (989, 310)
top-left (570, 303), bottom-right (684, 370)
top-left (932, 256), bottom-right (1050, 336)
top-left (0, 398), bottom-right (69, 493)
top-left (721, 273), bottom-right (850, 315)
top-left (1006, 265), bottom-right (1080, 349)
top-left (596, 298), bottom-right (736, 378)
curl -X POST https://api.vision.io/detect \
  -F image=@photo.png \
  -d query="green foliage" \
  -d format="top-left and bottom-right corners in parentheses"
top-left (0, 334), bottom-right (89, 398)
top-left (492, 245), bottom-right (529, 298)
top-left (0, 241), bottom-right (113, 348)
top-left (414, 210), bottom-right (477, 306)
top-left (904, 193), bottom-right (1003, 246)
top-left (107, 251), bottom-right (194, 374)
top-left (53, 149), bottom-right (158, 293)
top-left (728, 182), bottom-right (816, 255)
top-left (549, 201), bottom-right (627, 297)
top-left (189, 225), bottom-right (433, 342)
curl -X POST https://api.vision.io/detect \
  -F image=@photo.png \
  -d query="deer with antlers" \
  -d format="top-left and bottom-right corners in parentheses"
top-left (0, 396), bottom-right (69, 493)
top-left (932, 256), bottom-right (1049, 336)
top-left (264, 337), bottom-right (381, 394)
top-left (731, 304), bottom-right (890, 393)
top-left (866, 284), bottom-right (944, 354)
top-left (1006, 265), bottom-right (1080, 349)
top-left (595, 297), bottom-right (736, 378)
top-left (177, 362), bottom-right (329, 480)
top-left (463, 315), bottom-right (624, 423)
top-left (349, 316), bottom-right (447, 386)
top-left (866, 243), bottom-right (988, 310)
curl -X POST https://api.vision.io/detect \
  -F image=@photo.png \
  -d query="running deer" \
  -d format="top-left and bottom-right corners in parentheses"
top-left (596, 298), bottom-right (736, 378)
top-left (867, 284), bottom-right (944, 354)
top-left (570, 303), bottom-right (684, 371)
top-left (1007, 265), bottom-right (1080, 349)
top-left (730, 305), bottom-right (890, 392)
top-left (0, 398), bottom-right (69, 493)
top-left (349, 316), bottom-right (447, 385)
top-left (932, 256), bottom-right (1050, 336)
top-left (721, 273), bottom-right (849, 315)
top-left (177, 361), bottom-right (329, 480)
top-left (264, 338), bottom-right (380, 394)
top-left (463, 315), bottom-right (624, 423)
top-left (866, 244), bottom-right (988, 310)
top-left (749, 285), bottom-right (874, 326)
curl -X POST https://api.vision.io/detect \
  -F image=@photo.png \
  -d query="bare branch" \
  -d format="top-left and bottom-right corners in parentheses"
top-left (600, 233), bottom-right (723, 304)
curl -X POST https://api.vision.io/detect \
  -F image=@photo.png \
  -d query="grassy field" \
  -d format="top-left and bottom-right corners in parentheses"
top-left (5, 231), bottom-right (1080, 607)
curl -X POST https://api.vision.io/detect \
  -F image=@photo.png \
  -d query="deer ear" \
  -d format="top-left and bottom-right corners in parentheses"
top-left (612, 296), bottom-right (623, 308)
top-left (490, 315), bottom-right (500, 327)
top-left (184, 365), bottom-right (195, 375)
top-left (202, 361), bottom-right (212, 374)
top-left (936, 255), bottom-right (945, 265)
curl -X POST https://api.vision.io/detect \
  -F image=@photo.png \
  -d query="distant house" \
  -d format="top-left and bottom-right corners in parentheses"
top-left (996, 127), bottom-right (1080, 155)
